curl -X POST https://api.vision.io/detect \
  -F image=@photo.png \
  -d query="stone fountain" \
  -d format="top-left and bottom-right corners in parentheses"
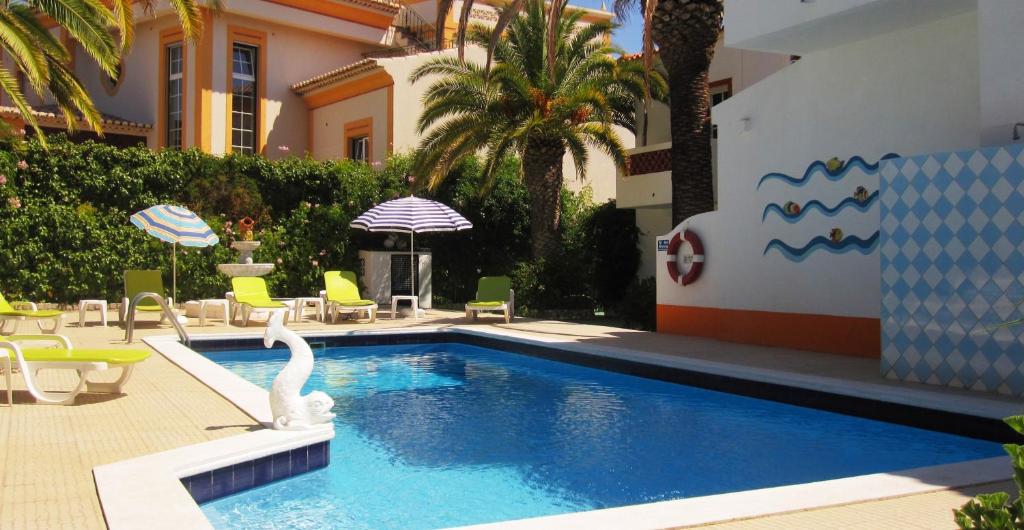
top-left (217, 218), bottom-right (275, 277)
top-left (217, 240), bottom-right (275, 277)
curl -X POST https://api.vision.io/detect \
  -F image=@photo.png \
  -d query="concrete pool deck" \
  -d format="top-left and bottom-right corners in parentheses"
top-left (0, 308), bottom-right (1017, 529)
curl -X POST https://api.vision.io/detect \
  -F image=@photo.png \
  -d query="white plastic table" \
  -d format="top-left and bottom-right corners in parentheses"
top-left (78, 299), bottom-right (108, 327)
top-left (198, 299), bottom-right (230, 326)
top-left (390, 295), bottom-right (419, 319)
top-left (290, 297), bottom-right (324, 322)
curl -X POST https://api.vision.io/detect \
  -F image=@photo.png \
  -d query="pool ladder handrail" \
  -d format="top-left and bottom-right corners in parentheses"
top-left (124, 292), bottom-right (190, 346)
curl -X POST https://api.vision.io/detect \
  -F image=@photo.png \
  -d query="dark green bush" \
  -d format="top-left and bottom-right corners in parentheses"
top-left (583, 202), bottom-right (640, 309)
top-left (0, 136), bottom-right (644, 326)
top-left (954, 416), bottom-right (1024, 529)
top-left (616, 277), bottom-right (656, 330)
top-left (419, 156), bottom-right (531, 305)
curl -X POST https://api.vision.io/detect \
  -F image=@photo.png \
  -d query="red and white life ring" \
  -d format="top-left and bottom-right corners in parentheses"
top-left (666, 230), bottom-right (704, 286)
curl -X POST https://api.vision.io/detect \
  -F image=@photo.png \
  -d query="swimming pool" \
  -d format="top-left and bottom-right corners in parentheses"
top-left (197, 340), bottom-right (1003, 530)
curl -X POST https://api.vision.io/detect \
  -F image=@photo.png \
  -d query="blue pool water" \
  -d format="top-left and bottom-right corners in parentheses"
top-left (200, 342), bottom-right (1002, 529)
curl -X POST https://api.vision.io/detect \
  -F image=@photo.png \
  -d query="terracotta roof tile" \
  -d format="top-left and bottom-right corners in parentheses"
top-left (290, 59), bottom-right (382, 93)
top-left (0, 104), bottom-right (152, 132)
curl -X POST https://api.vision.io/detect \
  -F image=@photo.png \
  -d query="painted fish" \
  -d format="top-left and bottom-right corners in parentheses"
top-left (826, 157), bottom-right (844, 173)
top-left (829, 228), bottom-right (844, 243)
top-left (854, 186), bottom-right (869, 202)
top-left (783, 201), bottom-right (801, 216)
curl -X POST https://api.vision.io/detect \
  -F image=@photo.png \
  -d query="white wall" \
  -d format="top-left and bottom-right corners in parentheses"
top-left (310, 88), bottom-right (390, 162)
top-left (708, 42), bottom-right (792, 95)
top-left (724, 0), bottom-right (874, 51)
top-left (218, 13), bottom-right (376, 158)
top-left (77, 17), bottom-right (180, 147)
top-left (634, 41), bottom-right (790, 150)
top-left (73, 11), bottom-right (376, 154)
top-left (658, 11), bottom-right (981, 318)
top-left (978, 0), bottom-right (1024, 146)
top-left (724, 0), bottom-right (974, 55)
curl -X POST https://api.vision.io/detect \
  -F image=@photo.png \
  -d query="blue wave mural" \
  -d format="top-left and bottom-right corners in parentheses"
top-left (756, 154), bottom-right (899, 189)
top-left (763, 232), bottom-right (880, 262)
top-left (761, 191), bottom-right (879, 223)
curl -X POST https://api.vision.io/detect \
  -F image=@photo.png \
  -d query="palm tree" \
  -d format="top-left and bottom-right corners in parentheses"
top-left (0, 0), bottom-right (217, 140)
top-left (629, 0), bottom-right (723, 227)
top-left (435, 0), bottom-right (723, 228)
top-left (412, 0), bottom-right (665, 260)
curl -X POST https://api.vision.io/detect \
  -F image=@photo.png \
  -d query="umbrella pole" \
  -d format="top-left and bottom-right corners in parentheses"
top-left (172, 242), bottom-right (177, 308)
top-left (410, 231), bottom-right (415, 303)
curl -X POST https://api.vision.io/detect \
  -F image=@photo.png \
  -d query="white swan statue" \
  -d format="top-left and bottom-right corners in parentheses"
top-left (264, 309), bottom-right (336, 430)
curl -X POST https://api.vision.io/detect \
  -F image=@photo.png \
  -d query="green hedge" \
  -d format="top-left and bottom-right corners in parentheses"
top-left (0, 136), bottom-right (640, 318)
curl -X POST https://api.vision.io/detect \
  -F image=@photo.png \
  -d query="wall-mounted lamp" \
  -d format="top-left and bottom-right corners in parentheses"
top-left (1014, 123), bottom-right (1024, 141)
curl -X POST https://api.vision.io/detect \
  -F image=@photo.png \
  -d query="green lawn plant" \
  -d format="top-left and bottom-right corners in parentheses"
top-left (954, 416), bottom-right (1024, 529)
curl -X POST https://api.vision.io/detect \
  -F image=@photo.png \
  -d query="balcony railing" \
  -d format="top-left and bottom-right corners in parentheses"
top-left (363, 3), bottom-right (456, 59)
top-left (626, 145), bottom-right (671, 176)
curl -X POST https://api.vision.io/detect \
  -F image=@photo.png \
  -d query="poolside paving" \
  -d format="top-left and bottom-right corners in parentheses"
top-left (685, 479), bottom-right (1015, 529)
top-left (0, 308), bottom-right (1015, 529)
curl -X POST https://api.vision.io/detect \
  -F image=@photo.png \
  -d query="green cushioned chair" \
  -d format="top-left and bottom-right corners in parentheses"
top-left (0, 334), bottom-right (151, 405)
top-left (230, 277), bottom-right (290, 326)
top-left (322, 271), bottom-right (377, 323)
top-left (120, 270), bottom-right (171, 325)
top-left (0, 292), bottom-right (64, 334)
top-left (466, 276), bottom-right (514, 323)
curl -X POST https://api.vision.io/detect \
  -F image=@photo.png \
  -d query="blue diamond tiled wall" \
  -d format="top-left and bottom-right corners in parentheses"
top-left (880, 144), bottom-right (1024, 395)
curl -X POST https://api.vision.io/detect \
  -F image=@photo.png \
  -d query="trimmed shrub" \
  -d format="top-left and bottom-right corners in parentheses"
top-left (0, 136), bottom-right (646, 327)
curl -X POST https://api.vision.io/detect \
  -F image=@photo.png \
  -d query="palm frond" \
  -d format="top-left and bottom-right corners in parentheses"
top-left (485, 0), bottom-right (525, 75)
top-left (45, 57), bottom-right (103, 133)
top-left (0, 65), bottom-right (43, 143)
top-left (29, 0), bottom-right (119, 77)
top-left (0, 8), bottom-right (50, 93)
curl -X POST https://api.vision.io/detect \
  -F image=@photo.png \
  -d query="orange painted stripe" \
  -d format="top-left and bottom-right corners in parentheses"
top-left (302, 70), bottom-right (393, 110)
top-left (193, 9), bottom-right (214, 151)
top-left (657, 305), bottom-right (880, 358)
top-left (262, 0), bottom-right (396, 29)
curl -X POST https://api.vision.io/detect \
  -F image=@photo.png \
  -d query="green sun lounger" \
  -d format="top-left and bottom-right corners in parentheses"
top-left (322, 271), bottom-right (377, 323)
top-left (0, 334), bottom-right (151, 405)
top-left (465, 276), bottom-right (514, 323)
top-left (230, 277), bottom-right (290, 326)
top-left (0, 292), bottom-right (64, 334)
top-left (120, 270), bottom-right (172, 324)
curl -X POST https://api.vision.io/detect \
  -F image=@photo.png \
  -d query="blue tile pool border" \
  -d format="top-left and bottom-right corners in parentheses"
top-left (190, 331), bottom-right (1020, 443)
top-left (181, 441), bottom-right (330, 504)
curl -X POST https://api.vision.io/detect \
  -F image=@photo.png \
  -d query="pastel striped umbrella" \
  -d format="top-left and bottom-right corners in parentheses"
top-left (350, 196), bottom-right (471, 303)
top-left (131, 205), bottom-right (219, 304)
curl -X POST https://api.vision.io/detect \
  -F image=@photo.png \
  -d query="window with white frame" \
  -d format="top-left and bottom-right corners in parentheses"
top-left (349, 136), bottom-right (369, 162)
top-left (166, 43), bottom-right (183, 149)
top-left (231, 43), bottom-right (258, 154)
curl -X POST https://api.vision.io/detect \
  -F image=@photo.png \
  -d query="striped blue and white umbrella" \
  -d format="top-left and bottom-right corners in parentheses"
top-left (131, 205), bottom-right (219, 305)
top-left (350, 196), bottom-right (472, 302)
top-left (350, 196), bottom-right (472, 233)
top-left (130, 205), bottom-right (220, 247)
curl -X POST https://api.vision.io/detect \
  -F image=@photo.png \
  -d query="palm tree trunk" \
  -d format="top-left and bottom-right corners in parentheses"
top-left (665, 63), bottom-right (714, 226)
top-left (651, 0), bottom-right (723, 227)
top-left (522, 139), bottom-right (565, 260)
